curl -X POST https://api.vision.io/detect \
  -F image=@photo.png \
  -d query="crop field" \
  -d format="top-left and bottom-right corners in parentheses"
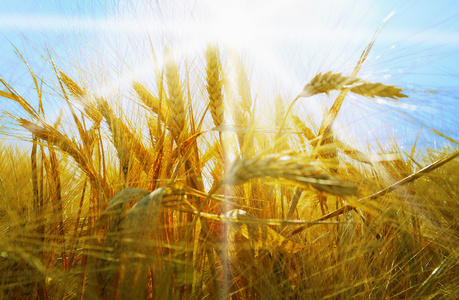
top-left (0, 1), bottom-right (458, 299)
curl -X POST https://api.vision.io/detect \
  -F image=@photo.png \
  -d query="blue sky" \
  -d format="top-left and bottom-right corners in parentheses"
top-left (1, 0), bottom-right (458, 152)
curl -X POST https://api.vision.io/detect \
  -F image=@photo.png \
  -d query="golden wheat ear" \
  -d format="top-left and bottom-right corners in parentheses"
top-left (94, 188), bottom-right (150, 298)
top-left (59, 71), bottom-right (85, 98)
top-left (223, 154), bottom-right (357, 196)
top-left (59, 72), bottom-right (104, 125)
top-left (223, 209), bottom-right (307, 253)
top-left (233, 54), bottom-right (252, 114)
top-left (205, 45), bottom-right (225, 128)
top-left (119, 186), bottom-right (165, 299)
top-left (299, 71), bottom-right (407, 100)
top-left (19, 119), bottom-right (95, 179)
top-left (164, 48), bottom-right (187, 143)
top-left (133, 81), bottom-right (170, 116)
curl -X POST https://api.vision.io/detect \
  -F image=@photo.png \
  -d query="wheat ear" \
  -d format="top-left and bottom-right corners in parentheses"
top-left (234, 55), bottom-right (252, 113)
top-left (97, 98), bottom-right (152, 174)
top-left (226, 76), bottom-right (248, 151)
top-left (95, 188), bottom-right (150, 298)
top-left (59, 71), bottom-right (85, 98)
top-left (19, 119), bottom-right (95, 180)
top-left (274, 95), bottom-right (286, 128)
top-left (205, 45), bottom-right (225, 127)
top-left (312, 37), bottom-right (376, 161)
top-left (164, 48), bottom-right (186, 143)
top-left (132, 81), bottom-right (169, 116)
top-left (119, 187), bottom-right (166, 299)
top-left (299, 71), bottom-right (407, 100)
top-left (133, 81), bottom-right (173, 140)
top-left (224, 209), bottom-right (307, 253)
top-left (291, 115), bottom-right (316, 142)
top-left (223, 154), bottom-right (357, 196)
top-left (59, 71), bottom-right (103, 123)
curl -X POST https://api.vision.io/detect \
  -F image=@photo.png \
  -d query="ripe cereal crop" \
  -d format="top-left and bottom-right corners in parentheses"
top-left (0, 1), bottom-right (458, 299)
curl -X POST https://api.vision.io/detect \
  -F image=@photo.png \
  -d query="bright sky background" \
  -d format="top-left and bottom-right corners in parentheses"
top-left (1, 0), bottom-right (458, 153)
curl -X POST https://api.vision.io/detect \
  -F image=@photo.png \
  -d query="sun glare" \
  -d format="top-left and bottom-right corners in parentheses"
top-left (2, 0), bottom-right (456, 148)
top-left (134, 0), bottom-right (379, 126)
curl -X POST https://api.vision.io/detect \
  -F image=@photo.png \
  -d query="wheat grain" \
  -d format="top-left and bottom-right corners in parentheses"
top-left (0, 80), bottom-right (39, 119)
top-left (334, 139), bottom-right (373, 165)
top-left (4, 27), bottom-right (459, 299)
top-left (311, 39), bottom-right (376, 161)
top-left (227, 55), bottom-right (256, 155)
top-left (133, 81), bottom-right (174, 142)
top-left (97, 98), bottom-right (131, 174)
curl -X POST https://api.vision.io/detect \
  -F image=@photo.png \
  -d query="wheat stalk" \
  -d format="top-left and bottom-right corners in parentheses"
top-left (205, 45), bottom-right (225, 127)
top-left (311, 38), bottom-right (377, 161)
top-left (291, 115), bottom-right (372, 165)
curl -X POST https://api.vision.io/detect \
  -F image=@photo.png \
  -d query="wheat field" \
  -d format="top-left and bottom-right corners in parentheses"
top-left (1, 2), bottom-right (459, 300)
